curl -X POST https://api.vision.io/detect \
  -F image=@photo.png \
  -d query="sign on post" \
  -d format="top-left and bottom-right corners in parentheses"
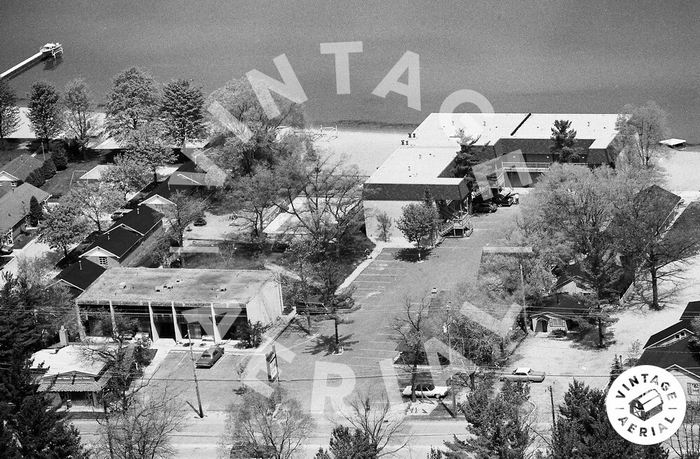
top-left (266, 346), bottom-right (279, 382)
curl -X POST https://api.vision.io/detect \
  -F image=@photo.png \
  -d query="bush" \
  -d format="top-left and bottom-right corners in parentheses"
top-left (29, 196), bottom-right (43, 226)
top-left (51, 149), bottom-right (68, 170)
top-left (239, 321), bottom-right (266, 348)
top-left (41, 159), bottom-right (56, 179)
top-left (24, 170), bottom-right (45, 187)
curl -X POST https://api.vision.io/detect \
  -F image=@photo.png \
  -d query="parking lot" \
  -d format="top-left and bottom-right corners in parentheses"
top-left (275, 206), bottom-right (523, 422)
top-left (147, 348), bottom-right (248, 412)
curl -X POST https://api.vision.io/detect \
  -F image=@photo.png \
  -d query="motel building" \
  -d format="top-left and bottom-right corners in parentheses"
top-left (363, 112), bottom-right (622, 243)
top-left (75, 267), bottom-right (283, 343)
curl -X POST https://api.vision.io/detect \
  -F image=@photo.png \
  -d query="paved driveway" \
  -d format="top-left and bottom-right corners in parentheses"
top-left (148, 349), bottom-right (247, 413)
top-left (272, 206), bottom-right (522, 441)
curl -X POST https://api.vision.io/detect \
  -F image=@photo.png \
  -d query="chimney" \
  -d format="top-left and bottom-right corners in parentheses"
top-left (137, 206), bottom-right (140, 215)
top-left (58, 326), bottom-right (68, 347)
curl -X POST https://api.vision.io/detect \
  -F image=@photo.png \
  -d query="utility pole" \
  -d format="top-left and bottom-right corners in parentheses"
top-left (187, 333), bottom-right (204, 418)
top-left (548, 385), bottom-right (556, 429)
top-left (519, 262), bottom-right (528, 334)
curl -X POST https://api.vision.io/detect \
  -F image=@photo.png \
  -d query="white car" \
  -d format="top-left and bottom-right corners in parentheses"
top-left (402, 383), bottom-right (450, 399)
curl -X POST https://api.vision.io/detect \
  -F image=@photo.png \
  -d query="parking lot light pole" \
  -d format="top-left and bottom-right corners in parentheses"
top-left (187, 333), bottom-right (204, 418)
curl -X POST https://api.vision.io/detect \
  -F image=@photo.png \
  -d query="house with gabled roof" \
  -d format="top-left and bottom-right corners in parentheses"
top-left (0, 182), bottom-right (50, 249)
top-left (639, 301), bottom-right (700, 399)
top-left (0, 154), bottom-right (43, 188)
top-left (54, 259), bottom-right (106, 297)
top-left (80, 226), bottom-right (143, 268)
top-left (107, 205), bottom-right (162, 237)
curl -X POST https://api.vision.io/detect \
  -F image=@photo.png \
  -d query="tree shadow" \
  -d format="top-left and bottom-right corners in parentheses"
top-left (394, 248), bottom-right (434, 263)
top-left (304, 333), bottom-right (359, 356)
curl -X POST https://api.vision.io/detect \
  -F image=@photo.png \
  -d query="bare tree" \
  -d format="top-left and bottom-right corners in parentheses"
top-left (162, 191), bottom-right (209, 266)
top-left (96, 387), bottom-right (186, 459)
top-left (223, 387), bottom-right (314, 459)
top-left (616, 101), bottom-right (669, 167)
top-left (276, 156), bottom-right (365, 253)
top-left (613, 187), bottom-right (700, 309)
top-left (670, 401), bottom-right (700, 459)
top-left (376, 211), bottom-right (392, 242)
top-left (341, 392), bottom-right (406, 457)
top-left (392, 296), bottom-right (431, 401)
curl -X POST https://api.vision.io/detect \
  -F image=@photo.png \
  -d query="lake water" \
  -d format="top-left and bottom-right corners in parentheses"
top-left (1, 1), bottom-right (698, 142)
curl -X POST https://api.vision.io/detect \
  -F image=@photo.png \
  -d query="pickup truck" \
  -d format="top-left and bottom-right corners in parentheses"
top-left (499, 367), bottom-right (546, 383)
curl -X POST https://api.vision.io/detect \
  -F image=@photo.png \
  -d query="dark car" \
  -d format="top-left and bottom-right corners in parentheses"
top-left (493, 191), bottom-right (519, 207)
top-left (195, 345), bottom-right (224, 368)
top-left (295, 297), bottom-right (330, 315)
top-left (472, 200), bottom-right (498, 213)
top-left (193, 217), bottom-right (207, 226)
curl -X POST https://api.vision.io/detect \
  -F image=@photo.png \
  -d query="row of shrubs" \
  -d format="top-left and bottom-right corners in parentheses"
top-left (23, 150), bottom-right (68, 188)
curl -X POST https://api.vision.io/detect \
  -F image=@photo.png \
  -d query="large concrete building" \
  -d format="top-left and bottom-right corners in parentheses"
top-left (363, 112), bottom-right (623, 242)
top-left (76, 268), bottom-right (284, 343)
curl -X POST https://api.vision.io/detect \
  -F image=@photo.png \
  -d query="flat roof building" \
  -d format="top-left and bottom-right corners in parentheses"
top-left (76, 268), bottom-right (283, 343)
top-left (363, 112), bottom-right (623, 242)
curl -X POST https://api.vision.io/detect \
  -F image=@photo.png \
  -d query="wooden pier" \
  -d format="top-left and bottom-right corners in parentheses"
top-left (0, 43), bottom-right (63, 80)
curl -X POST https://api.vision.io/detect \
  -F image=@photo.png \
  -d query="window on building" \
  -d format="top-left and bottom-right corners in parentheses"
top-left (98, 256), bottom-right (108, 267)
top-left (688, 382), bottom-right (700, 396)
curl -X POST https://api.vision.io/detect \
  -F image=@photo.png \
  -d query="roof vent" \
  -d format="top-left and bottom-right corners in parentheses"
top-left (155, 286), bottom-right (162, 292)
top-left (219, 286), bottom-right (227, 292)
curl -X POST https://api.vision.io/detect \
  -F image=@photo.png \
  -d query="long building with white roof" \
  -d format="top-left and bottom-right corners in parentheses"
top-left (363, 112), bottom-right (623, 242)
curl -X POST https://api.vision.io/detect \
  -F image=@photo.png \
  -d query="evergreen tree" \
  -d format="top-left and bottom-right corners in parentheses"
top-left (550, 120), bottom-right (581, 163)
top-left (40, 158), bottom-right (57, 179)
top-left (0, 274), bottom-right (88, 458)
top-left (29, 196), bottom-right (43, 226)
top-left (51, 148), bottom-right (68, 170)
top-left (315, 425), bottom-right (377, 458)
top-left (552, 380), bottom-right (668, 459)
top-left (451, 130), bottom-right (482, 213)
top-left (27, 81), bottom-right (62, 147)
top-left (0, 79), bottom-right (21, 142)
top-left (443, 380), bottom-right (531, 458)
top-left (161, 78), bottom-right (206, 147)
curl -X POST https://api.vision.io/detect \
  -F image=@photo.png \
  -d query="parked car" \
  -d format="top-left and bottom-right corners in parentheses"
top-left (402, 383), bottom-right (450, 399)
top-left (472, 200), bottom-right (498, 213)
top-left (193, 217), bottom-right (207, 226)
top-left (295, 297), bottom-right (329, 315)
top-left (0, 244), bottom-right (13, 255)
top-left (196, 345), bottom-right (224, 368)
top-left (500, 367), bottom-right (546, 383)
top-left (493, 190), bottom-right (519, 207)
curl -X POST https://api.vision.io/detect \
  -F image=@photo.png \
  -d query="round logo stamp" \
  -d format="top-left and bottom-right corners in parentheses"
top-left (606, 365), bottom-right (686, 445)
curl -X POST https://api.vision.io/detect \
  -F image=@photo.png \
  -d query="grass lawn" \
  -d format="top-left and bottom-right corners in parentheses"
top-left (42, 156), bottom-right (107, 198)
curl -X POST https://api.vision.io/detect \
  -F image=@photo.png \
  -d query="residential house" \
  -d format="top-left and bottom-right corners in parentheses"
top-left (79, 206), bottom-right (163, 268)
top-left (0, 154), bottom-right (43, 188)
top-left (76, 268), bottom-right (284, 343)
top-left (529, 293), bottom-right (589, 333)
top-left (30, 345), bottom-right (112, 407)
top-left (639, 301), bottom-right (700, 400)
top-left (0, 183), bottom-right (50, 248)
top-left (54, 259), bottom-right (106, 297)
